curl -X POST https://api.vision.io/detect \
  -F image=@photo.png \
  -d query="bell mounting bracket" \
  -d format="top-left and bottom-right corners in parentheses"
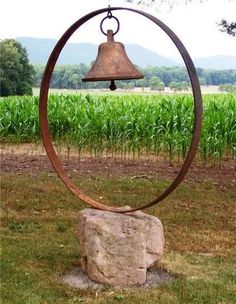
top-left (100, 7), bottom-right (120, 37)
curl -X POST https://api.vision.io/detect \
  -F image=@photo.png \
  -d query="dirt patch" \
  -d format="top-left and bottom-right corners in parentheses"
top-left (62, 267), bottom-right (175, 289)
top-left (1, 152), bottom-right (235, 188)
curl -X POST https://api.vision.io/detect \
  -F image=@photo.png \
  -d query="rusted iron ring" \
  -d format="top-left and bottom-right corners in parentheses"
top-left (39, 7), bottom-right (203, 212)
top-left (100, 12), bottom-right (120, 36)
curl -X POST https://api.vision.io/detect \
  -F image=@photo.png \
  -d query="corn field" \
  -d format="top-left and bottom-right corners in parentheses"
top-left (0, 93), bottom-right (235, 164)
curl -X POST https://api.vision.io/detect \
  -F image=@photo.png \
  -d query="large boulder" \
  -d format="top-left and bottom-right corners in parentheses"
top-left (78, 208), bottom-right (164, 286)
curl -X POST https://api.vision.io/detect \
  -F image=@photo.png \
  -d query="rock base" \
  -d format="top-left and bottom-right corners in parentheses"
top-left (78, 208), bottom-right (164, 286)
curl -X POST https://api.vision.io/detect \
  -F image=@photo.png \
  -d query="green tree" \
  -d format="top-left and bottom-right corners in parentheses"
top-left (149, 76), bottom-right (165, 91)
top-left (169, 81), bottom-right (182, 91)
top-left (0, 39), bottom-right (34, 96)
top-left (199, 77), bottom-right (207, 86)
top-left (137, 78), bottom-right (147, 90)
top-left (70, 74), bottom-right (81, 89)
top-left (181, 81), bottom-right (190, 91)
top-left (123, 81), bottom-right (135, 90)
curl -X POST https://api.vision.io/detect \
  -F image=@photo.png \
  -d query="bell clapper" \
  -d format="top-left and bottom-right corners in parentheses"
top-left (109, 80), bottom-right (117, 91)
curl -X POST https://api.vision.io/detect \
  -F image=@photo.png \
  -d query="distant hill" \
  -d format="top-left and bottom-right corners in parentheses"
top-left (16, 37), bottom-right (98, 66)
top-left (16, 37), bottom-right (177, 67)
top-left (125, 44), bottom-right (177, 67)
top-left (193, 55), bottom-right (236, 70)
top-left (16, 37), bottom-right (236, 70)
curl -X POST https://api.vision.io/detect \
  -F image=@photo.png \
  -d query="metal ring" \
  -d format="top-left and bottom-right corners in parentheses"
top-left (39, 7), bottom-right (203, 213)
top-left (100, 15), bottom-right (120, 36)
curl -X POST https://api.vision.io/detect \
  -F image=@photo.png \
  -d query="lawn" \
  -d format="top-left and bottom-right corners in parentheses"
top-left (1, 161), bottom-right (236, 303)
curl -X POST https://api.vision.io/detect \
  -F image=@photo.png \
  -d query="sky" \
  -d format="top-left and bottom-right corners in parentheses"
top-left (1, 0), bottom-right (236, 59)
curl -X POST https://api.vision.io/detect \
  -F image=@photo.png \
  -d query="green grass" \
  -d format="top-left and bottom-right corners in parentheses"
top-left (1, 93), bottom-right (235, 163)
top-left (1, 173), bottom-right (236, 303)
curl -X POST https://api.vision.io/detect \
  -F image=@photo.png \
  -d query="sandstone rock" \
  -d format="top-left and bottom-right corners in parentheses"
top-left (78, 208), bottom-right (164, 286)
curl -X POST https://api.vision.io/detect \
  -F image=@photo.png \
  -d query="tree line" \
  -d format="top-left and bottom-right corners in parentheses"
top-left (1, 39), bottom-right (236, 96)
top-left (34, 64), bottom-right (236, 91)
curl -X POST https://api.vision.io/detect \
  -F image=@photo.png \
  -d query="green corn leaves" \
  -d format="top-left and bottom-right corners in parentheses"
top-left (0, 93), bottom-right (235, 164)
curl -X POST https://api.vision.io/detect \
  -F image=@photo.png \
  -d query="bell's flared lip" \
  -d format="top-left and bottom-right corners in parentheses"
top-left (82, 74), bottom-right (144, 82)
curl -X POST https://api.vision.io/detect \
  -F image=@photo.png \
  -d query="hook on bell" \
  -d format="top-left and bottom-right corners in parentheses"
top-left (82, 10), bottom-right (144, 90)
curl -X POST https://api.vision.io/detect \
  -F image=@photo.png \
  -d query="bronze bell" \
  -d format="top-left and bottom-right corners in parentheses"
top-left (82, 30), bottom-right (144, 90)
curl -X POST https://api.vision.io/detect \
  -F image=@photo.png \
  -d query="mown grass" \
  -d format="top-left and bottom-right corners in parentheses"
top-left (1, 173), bottom-right (236, 304)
